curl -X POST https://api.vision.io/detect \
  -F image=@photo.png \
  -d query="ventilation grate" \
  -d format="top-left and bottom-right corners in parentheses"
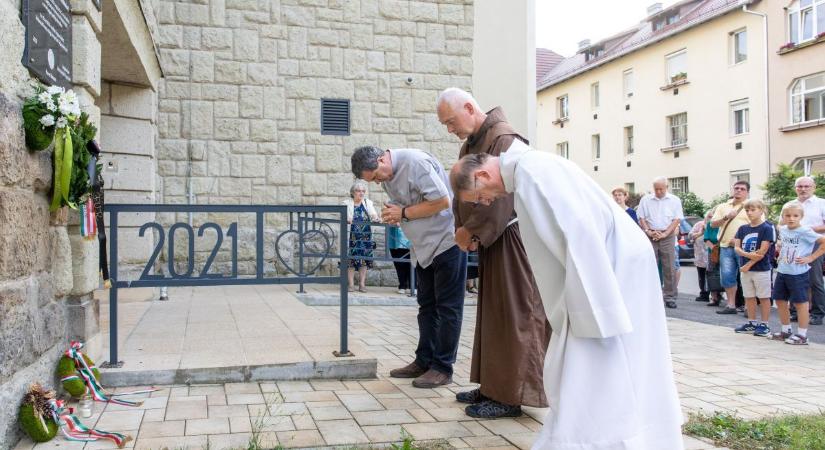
top-left (321, 99), bottom-right (350, 136)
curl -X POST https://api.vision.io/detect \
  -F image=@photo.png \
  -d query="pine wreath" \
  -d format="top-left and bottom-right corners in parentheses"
top-left (18, 384), bottom-right (58, 442)
top-left (57, 352), bottom-right (100, 398)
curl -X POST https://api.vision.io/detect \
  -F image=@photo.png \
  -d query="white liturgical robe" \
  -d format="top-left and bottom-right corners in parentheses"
top-left (499, 141), bottom-right (683, 450)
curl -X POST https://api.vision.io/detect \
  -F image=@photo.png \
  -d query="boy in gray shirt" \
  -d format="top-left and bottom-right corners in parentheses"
top-left (351, 146), bottom-right (466, 388)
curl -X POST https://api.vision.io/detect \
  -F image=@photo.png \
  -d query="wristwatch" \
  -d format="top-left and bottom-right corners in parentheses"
top-left (401, 207), bottom-right (409, 222)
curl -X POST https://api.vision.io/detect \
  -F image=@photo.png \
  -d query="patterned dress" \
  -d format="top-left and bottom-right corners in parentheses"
top-left (348, 203), bottom-right (374, 269)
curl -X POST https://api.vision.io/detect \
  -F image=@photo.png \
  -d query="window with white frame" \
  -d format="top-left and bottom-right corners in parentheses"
top-left (730, 99), bottom-right (750, 135)
top-left (665, 49), bottom-right (687, 83)
top-left (730, 29), bottom-right (747, 64)
top-left (591, 82), bottom-right (600, 109)
top-left (790, 72), bottom-right (825, 123)
top-left (730, 171), bottom-right (750, 185)
top-left (788, 0), bottom-right (825, 44)
top-left (625, 182), bottom-right (636, 194)
top-left (623, 69), bottom-right (634, 98)
top-left (557, 141), bottom-right (569, 159)
top-left (668, 177), bottom-right (689, 195)
top-left (668, 112), bottom-right (688, 146)
top-left (592, 134), bottom-right (601, 160)
top-left (624, 126), bottom-right (634, 155)
top-left (557, 95), bottom-right (569, 120)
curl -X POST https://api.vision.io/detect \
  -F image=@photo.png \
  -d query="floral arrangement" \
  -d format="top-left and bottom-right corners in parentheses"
top-left (22, 84), bottom-right (100, 212)
top-left (779, 42), bottom-right (796, 51)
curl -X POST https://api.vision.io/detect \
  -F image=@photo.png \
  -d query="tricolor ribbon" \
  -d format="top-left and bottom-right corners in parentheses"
top-left (63, 341), bottom-right (156, 407)
top-left (79, 198), bottom-right (97, 239)
top-left (47, 399), bottom-right (132, 448)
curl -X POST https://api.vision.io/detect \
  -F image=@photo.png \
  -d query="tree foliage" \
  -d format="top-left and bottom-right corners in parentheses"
top-left (762, 164), bottom-right (825, 219)
top-left (675, 191), bottom-right (707, 217)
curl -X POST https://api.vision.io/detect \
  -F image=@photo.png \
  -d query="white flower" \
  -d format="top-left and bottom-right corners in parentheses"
top-left (56, 117), bottom-right (68, 129)
top-left (39, 115), bottom-right (55, 127)
top-left (45, 100), bottom-right (56, 112)
top-left (38, 92), bottom-right (52, 104)
top-left (58, 98), bottom-right (75, 116)
top-left (62, 90), bottom-right (77, 104)
top-left (47, 85), bottom-right (64, 96)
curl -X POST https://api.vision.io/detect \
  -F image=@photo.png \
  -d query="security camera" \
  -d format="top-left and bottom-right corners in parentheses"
top-left (404, 76), bottom-right (414, 85)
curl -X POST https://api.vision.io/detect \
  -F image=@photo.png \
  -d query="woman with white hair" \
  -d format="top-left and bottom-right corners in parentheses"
top-left (343, 180), bottom-right (380, 292)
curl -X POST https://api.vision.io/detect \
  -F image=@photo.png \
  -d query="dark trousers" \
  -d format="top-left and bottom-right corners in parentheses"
top-left (809, 253), bottom-right (825, 318)
top-left (696, 267), bottom-right (708, 298)
top-left (390, 248), bottom-right (411, 290)
top-left (414, 245), bottom-right (466, 376)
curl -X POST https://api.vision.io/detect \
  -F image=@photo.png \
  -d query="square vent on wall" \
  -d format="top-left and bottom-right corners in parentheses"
top-left (321, 99), bottom-right (350, 136)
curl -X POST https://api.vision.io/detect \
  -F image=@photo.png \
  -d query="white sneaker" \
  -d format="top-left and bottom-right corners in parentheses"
top-left (397, 289), bottom-right (405, 294)
top-left (405, 289), bottom-right (411, 295)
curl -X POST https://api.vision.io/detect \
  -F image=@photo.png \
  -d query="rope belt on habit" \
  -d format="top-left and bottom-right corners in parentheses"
top-left (506, 218), bottom-right (519, 228)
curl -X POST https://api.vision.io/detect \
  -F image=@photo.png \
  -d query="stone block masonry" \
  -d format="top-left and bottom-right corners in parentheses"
top-left (154, 0), bottom-right (475, 285)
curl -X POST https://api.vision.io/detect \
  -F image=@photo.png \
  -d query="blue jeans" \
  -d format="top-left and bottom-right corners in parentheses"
top-left (719, 247), bottom-right (740, 289)
top-left (413, 245), bottom-right (466, 376)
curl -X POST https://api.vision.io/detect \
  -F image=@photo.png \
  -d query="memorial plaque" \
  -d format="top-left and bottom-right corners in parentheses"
top-left (22, 0), bottom-right (73, 89)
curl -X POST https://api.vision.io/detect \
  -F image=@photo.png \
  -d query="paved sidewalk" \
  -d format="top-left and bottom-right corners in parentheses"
top-left (19, 285), bottom-right (825, 449)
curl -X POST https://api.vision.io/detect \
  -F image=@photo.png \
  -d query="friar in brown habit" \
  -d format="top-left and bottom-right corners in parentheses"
top-left (436, 88), bottom-right (550, 419)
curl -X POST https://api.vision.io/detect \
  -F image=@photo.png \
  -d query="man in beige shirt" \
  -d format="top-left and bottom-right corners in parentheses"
top-left (710, 181), bottom-right (751, 314)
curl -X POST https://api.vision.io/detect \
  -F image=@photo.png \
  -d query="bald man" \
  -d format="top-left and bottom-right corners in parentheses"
top-left (435, 88), bottom-right (549, 419)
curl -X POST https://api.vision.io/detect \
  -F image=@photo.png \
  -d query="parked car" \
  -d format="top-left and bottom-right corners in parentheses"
top-left (677, 215), bottom-right (702, 263)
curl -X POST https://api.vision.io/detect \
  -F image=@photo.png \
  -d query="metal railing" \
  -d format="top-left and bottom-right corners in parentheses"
top-left (102, 204), bottom-right (350, 368)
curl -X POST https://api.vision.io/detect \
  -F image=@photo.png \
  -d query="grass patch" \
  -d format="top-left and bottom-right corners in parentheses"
top-left (684, 411), bottom-right (825, 450)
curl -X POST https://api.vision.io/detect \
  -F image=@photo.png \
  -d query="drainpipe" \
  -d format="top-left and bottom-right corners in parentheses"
top-left (741, 2), bottom-right (771, 183)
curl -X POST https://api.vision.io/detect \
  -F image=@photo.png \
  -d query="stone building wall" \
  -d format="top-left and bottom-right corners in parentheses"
top-left (0, 1), bottom-right (101, 447)
top-left (152, 0), bottom-right (474, 285)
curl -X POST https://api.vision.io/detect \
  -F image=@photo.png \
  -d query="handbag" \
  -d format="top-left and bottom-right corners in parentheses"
top-left (709, 245), bottom-right (720, 264)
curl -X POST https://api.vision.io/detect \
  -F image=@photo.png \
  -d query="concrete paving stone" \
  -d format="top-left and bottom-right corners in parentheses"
top-left (448, 437), bottom-right (470, 448)
top-left (230, 416), bottom-right (253, 433)
top-left (185, 417), bottom-right (230, 435)
top-left (343, 381), bottom-right (364, 390)
top-left (362, 424), bottom-right (407, 443)
top-left (407, 408), bottom-right (437, 422)
top-left (317, 419), bottom-right (371, 445)
top-left (188, 385), bottom-right (225, 396)
top-left (309, 405), bottom-right (353, 420)
top-left (142, 408), bottom-right (166, 422)
top-left (260, 382), bottom-right (280, 393)
top-left (292, 413), bottom-right (318, 430)
top-left (179, 351), bottom-right (247, 368)
top-left (138, 420), bottom-right (185, 438)
top-left (165, 397), bottom-right (208, 420)
top-left (207, 432), bottom-right (254, 450)
top-left (501, 432), bottom-right (536, 450)
top-left (149, 388), bottom-right (171, 398)
top-left (378, 396), bottom-right (420, 410)
top-left (480, 419), bottom-right (533, 436)
top-left (96, 410), bottom-right (145, 430)
top-left (277, 381), bottom-right (313, 392)
top-left (257, 414), bottom-right (297, 432)
top-left (105, 395), bottom-right (168, 412)
top-left (133, 435), bottom-right (207, 450)
top-left (207, 393), bottom-right (227, 405)
top-left (281, 390), bottom-right (338, 402)
top-left (27, 439), bottom-right (85, 450)
top-left (83, 434), bottom-right (138, 450)
top-left (227, 393), bottom-right (266, 405)
top-left (462, 420), bottom-right (494, 436)
top-left (413, 398), bottom-right (440, 409)
top-left (276, 429), bottom-right (326, 448)
top-left (429, 407), bottom-right (469, 421)
top-left (515, 416), bottom-right (543, 432)
top-left (269, 402), bottom-right (309, 416)
top-left (225, 381), bottom-right (263, 395)
top-left (169, 386), bottom-right (189, 397)
top-left (339, 393), bottom-right (385, 412)
top-left (464, 435), bottom-right (513, 448)
top-left (352, 409), bottom-right (417, 426)
top-left (402, 421), bottom-right (473, 440)
top-left (310, 379), bottom-right (347, 390)
top-left (208, 404), bottom-right (251, 418)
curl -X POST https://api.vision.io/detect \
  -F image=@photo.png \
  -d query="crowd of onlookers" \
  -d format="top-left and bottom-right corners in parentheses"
top-left (614, 176), bottom-right (825, 345)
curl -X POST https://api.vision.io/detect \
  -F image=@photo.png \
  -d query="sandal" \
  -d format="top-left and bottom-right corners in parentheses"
top-left (358, 287), bottom-right (367, 293)
top-left (770, 331), bottom-right (792, 341)
top-left (785, 334), bottom-right (808, 345)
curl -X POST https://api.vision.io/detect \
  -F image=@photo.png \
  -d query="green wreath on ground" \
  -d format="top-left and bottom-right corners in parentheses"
top-left (57, 353), bottom-right (100, 398)
top-left (18, 384), bottom-right (58, 442)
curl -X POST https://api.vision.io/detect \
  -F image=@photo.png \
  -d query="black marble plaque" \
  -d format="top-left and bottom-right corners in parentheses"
top-left (22, 0), bottom-right (73, 88)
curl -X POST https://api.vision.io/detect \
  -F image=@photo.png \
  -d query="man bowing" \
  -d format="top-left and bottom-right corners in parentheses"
top-left (449, 140), bottom-right (683, 450)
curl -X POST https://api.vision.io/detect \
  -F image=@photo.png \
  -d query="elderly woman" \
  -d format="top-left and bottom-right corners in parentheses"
top-left (343, 180), bottom-right (380, 292)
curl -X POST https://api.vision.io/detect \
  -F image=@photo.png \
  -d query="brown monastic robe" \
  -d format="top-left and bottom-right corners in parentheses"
top-left (456, 107), bottom-right (550, 407)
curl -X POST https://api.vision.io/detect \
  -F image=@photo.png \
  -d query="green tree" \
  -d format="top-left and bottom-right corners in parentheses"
top-left (675, 191), bottom-right (707, 217)
top-left (707, 192), bottom-right (731, 211)
top-left (761, 164), bottom-right (825, 219)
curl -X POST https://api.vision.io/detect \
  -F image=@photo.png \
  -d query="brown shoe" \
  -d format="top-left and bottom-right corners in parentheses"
top-left (389, 361), bottom-right (426, 378)
top-left (412, 369), bottom-right (452, 388)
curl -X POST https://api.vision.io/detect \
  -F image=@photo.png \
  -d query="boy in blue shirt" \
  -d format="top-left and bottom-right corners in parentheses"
top-left (772, 201), bottom-right (825, 345)
top-left (733, 199), bottom-right (774, 336)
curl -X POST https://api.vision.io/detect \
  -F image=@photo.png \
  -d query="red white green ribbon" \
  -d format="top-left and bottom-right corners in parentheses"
top-left (47, 399), bottom-right (132, 448)
top-left (63, 341), bottom-right (157, 406)
top-left (79, 198), bottom-right (97, 239)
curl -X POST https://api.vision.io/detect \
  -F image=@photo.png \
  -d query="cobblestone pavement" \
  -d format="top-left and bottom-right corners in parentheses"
top-left (19, 285), bottom-right (825, 449)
